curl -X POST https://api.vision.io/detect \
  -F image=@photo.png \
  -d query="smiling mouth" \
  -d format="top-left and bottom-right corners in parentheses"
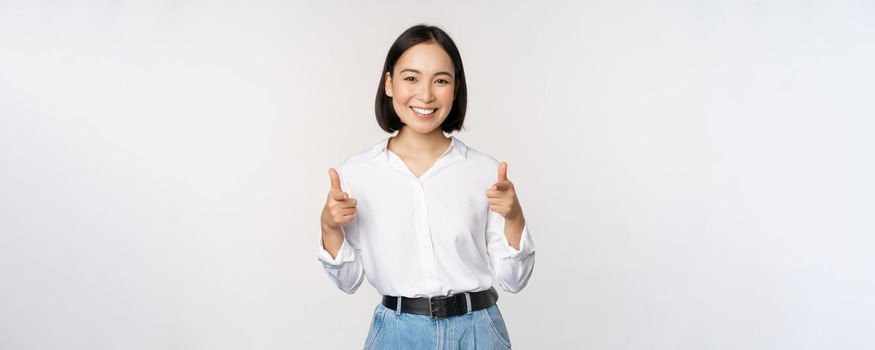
top-left (410, 107), bottom-right (437, 116)
top-left (410, 107), bottom-right (437, 120)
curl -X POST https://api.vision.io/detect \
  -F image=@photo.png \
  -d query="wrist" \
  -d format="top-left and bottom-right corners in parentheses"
top-left (505, 210), bottom-right (525, 224)
top-left (321, 222), bottom-right (343, 236)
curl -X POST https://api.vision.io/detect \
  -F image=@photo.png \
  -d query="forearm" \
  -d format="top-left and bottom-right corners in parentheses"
top-left (504, 213), bottom-right (525, 251)
top-left (321, 224), bottom-right (344, 259)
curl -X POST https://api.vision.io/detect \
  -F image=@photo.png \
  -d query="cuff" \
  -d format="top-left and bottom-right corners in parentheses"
top-left (318, 235), bottom-right (356, 268)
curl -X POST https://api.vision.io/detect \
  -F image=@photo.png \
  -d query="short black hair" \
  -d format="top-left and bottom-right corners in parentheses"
top-left (375, 24), bottom-right (467, 133)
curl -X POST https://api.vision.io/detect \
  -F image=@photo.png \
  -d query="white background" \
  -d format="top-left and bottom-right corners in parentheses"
top-left (1, 1), bottom-right (873, 349)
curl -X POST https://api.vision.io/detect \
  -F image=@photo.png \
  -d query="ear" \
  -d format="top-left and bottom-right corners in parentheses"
top-left (385, 71), bottom-right (393, 97)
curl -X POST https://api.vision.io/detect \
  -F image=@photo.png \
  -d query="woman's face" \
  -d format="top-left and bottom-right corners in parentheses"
top-left (385, 42), bottom-right (456, 135)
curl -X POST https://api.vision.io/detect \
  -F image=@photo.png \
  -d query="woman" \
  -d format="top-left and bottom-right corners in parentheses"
top-left (318, 24), bottom-right (536, 349)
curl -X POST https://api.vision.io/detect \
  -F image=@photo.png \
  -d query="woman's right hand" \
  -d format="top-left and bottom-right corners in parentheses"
top-left (321, 168), bottom-right (357, 232)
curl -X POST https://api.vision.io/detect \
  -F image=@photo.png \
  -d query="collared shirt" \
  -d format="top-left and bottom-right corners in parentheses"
top-left (317, 136), bottom-right (536, 298)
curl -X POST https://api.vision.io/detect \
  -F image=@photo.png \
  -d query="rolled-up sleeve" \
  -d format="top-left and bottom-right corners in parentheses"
top-left (317, 230), bottom-right (364, 294)
top-left (485, 210), bottom-right (536, 293)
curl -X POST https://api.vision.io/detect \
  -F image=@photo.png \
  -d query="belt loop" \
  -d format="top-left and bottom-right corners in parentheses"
top-left (395, 296), bottom-right (402, 315)
top-left (465, 292), bottom-right (472, 315)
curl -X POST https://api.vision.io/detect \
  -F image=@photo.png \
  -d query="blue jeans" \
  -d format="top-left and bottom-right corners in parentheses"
top-left (363, 302), bottom-right (513, 349)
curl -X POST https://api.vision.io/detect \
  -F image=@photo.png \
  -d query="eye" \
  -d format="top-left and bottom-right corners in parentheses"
top-left (435, 79), bottom-right (450, 84)
top-left (404, 76), bottom-right (417, 82)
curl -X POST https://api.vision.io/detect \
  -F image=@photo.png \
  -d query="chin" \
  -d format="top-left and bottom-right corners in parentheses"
top-left (400, 118), bottom-right (440, 134)
top-left (409, 124), bottom-right (439, 134)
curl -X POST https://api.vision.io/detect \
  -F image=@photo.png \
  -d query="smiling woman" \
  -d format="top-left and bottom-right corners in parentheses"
top-left (318, 24), bottom-right (536, 349)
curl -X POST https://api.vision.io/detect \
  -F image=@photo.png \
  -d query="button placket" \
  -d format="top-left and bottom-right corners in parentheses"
top-left (413, 179), bottom-right (440, 291)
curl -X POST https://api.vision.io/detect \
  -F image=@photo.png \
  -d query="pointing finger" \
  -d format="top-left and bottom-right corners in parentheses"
top-left (330, 191), bottom-right (348, 201)
top-left (329, 168), bottom-right (342, 190)
top-left (337, 198), bottom-right (357, 208)
top-left (494, 181), bottom-right (512, 192)
top-left (498, 162), bottom-right (508, 182)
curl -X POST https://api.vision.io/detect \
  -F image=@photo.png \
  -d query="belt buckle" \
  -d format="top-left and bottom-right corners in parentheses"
top-left (428, 295), bottom-right (448, 320)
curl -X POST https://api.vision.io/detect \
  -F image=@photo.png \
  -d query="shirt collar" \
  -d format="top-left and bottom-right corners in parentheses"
top-left (369, 135), bottom-right (468, 160)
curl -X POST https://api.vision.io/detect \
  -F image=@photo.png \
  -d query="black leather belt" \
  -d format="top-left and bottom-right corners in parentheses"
top-left (382, 287), bottom-right (499, 319)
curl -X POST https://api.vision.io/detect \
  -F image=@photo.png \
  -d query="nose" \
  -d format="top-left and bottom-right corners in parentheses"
top-left (418, 83), bottom-right (435, 103)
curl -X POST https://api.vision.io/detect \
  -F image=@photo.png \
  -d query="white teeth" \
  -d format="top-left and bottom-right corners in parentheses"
top-left (412, 107), bottom-right (435, 115)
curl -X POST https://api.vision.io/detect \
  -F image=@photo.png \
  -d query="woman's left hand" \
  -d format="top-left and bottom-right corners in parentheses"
top-left (486, 162), bottom-right (524, 221)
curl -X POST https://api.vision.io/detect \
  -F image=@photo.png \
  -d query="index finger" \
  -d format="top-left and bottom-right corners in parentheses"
top-left (498, 162), bottom-right (508, 182)
top-left (328, 168), bottom-right (342, 190)
top-left (330, 191), bottom-right (348, 201)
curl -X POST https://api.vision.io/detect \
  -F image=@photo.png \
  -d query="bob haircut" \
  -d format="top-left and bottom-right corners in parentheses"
top-left (375, 24), bottom-right (468, 133)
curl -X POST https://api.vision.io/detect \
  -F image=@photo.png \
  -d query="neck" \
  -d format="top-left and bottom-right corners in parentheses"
top-left (389, 127), bottom-right (451, 158)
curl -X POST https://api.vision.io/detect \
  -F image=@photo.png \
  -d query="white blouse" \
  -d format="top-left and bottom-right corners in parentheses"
top-left (317, 136), bottom-right (536, 298)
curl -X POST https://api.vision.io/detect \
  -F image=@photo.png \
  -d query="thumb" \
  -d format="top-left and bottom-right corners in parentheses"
top-left (328, 168), bottom-right (342, 191)
top-left (497, 162), bottom-right (508, 182)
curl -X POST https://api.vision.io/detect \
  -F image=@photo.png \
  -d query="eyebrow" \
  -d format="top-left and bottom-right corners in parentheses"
top-left (399, 68), bottom-right (454, 78)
